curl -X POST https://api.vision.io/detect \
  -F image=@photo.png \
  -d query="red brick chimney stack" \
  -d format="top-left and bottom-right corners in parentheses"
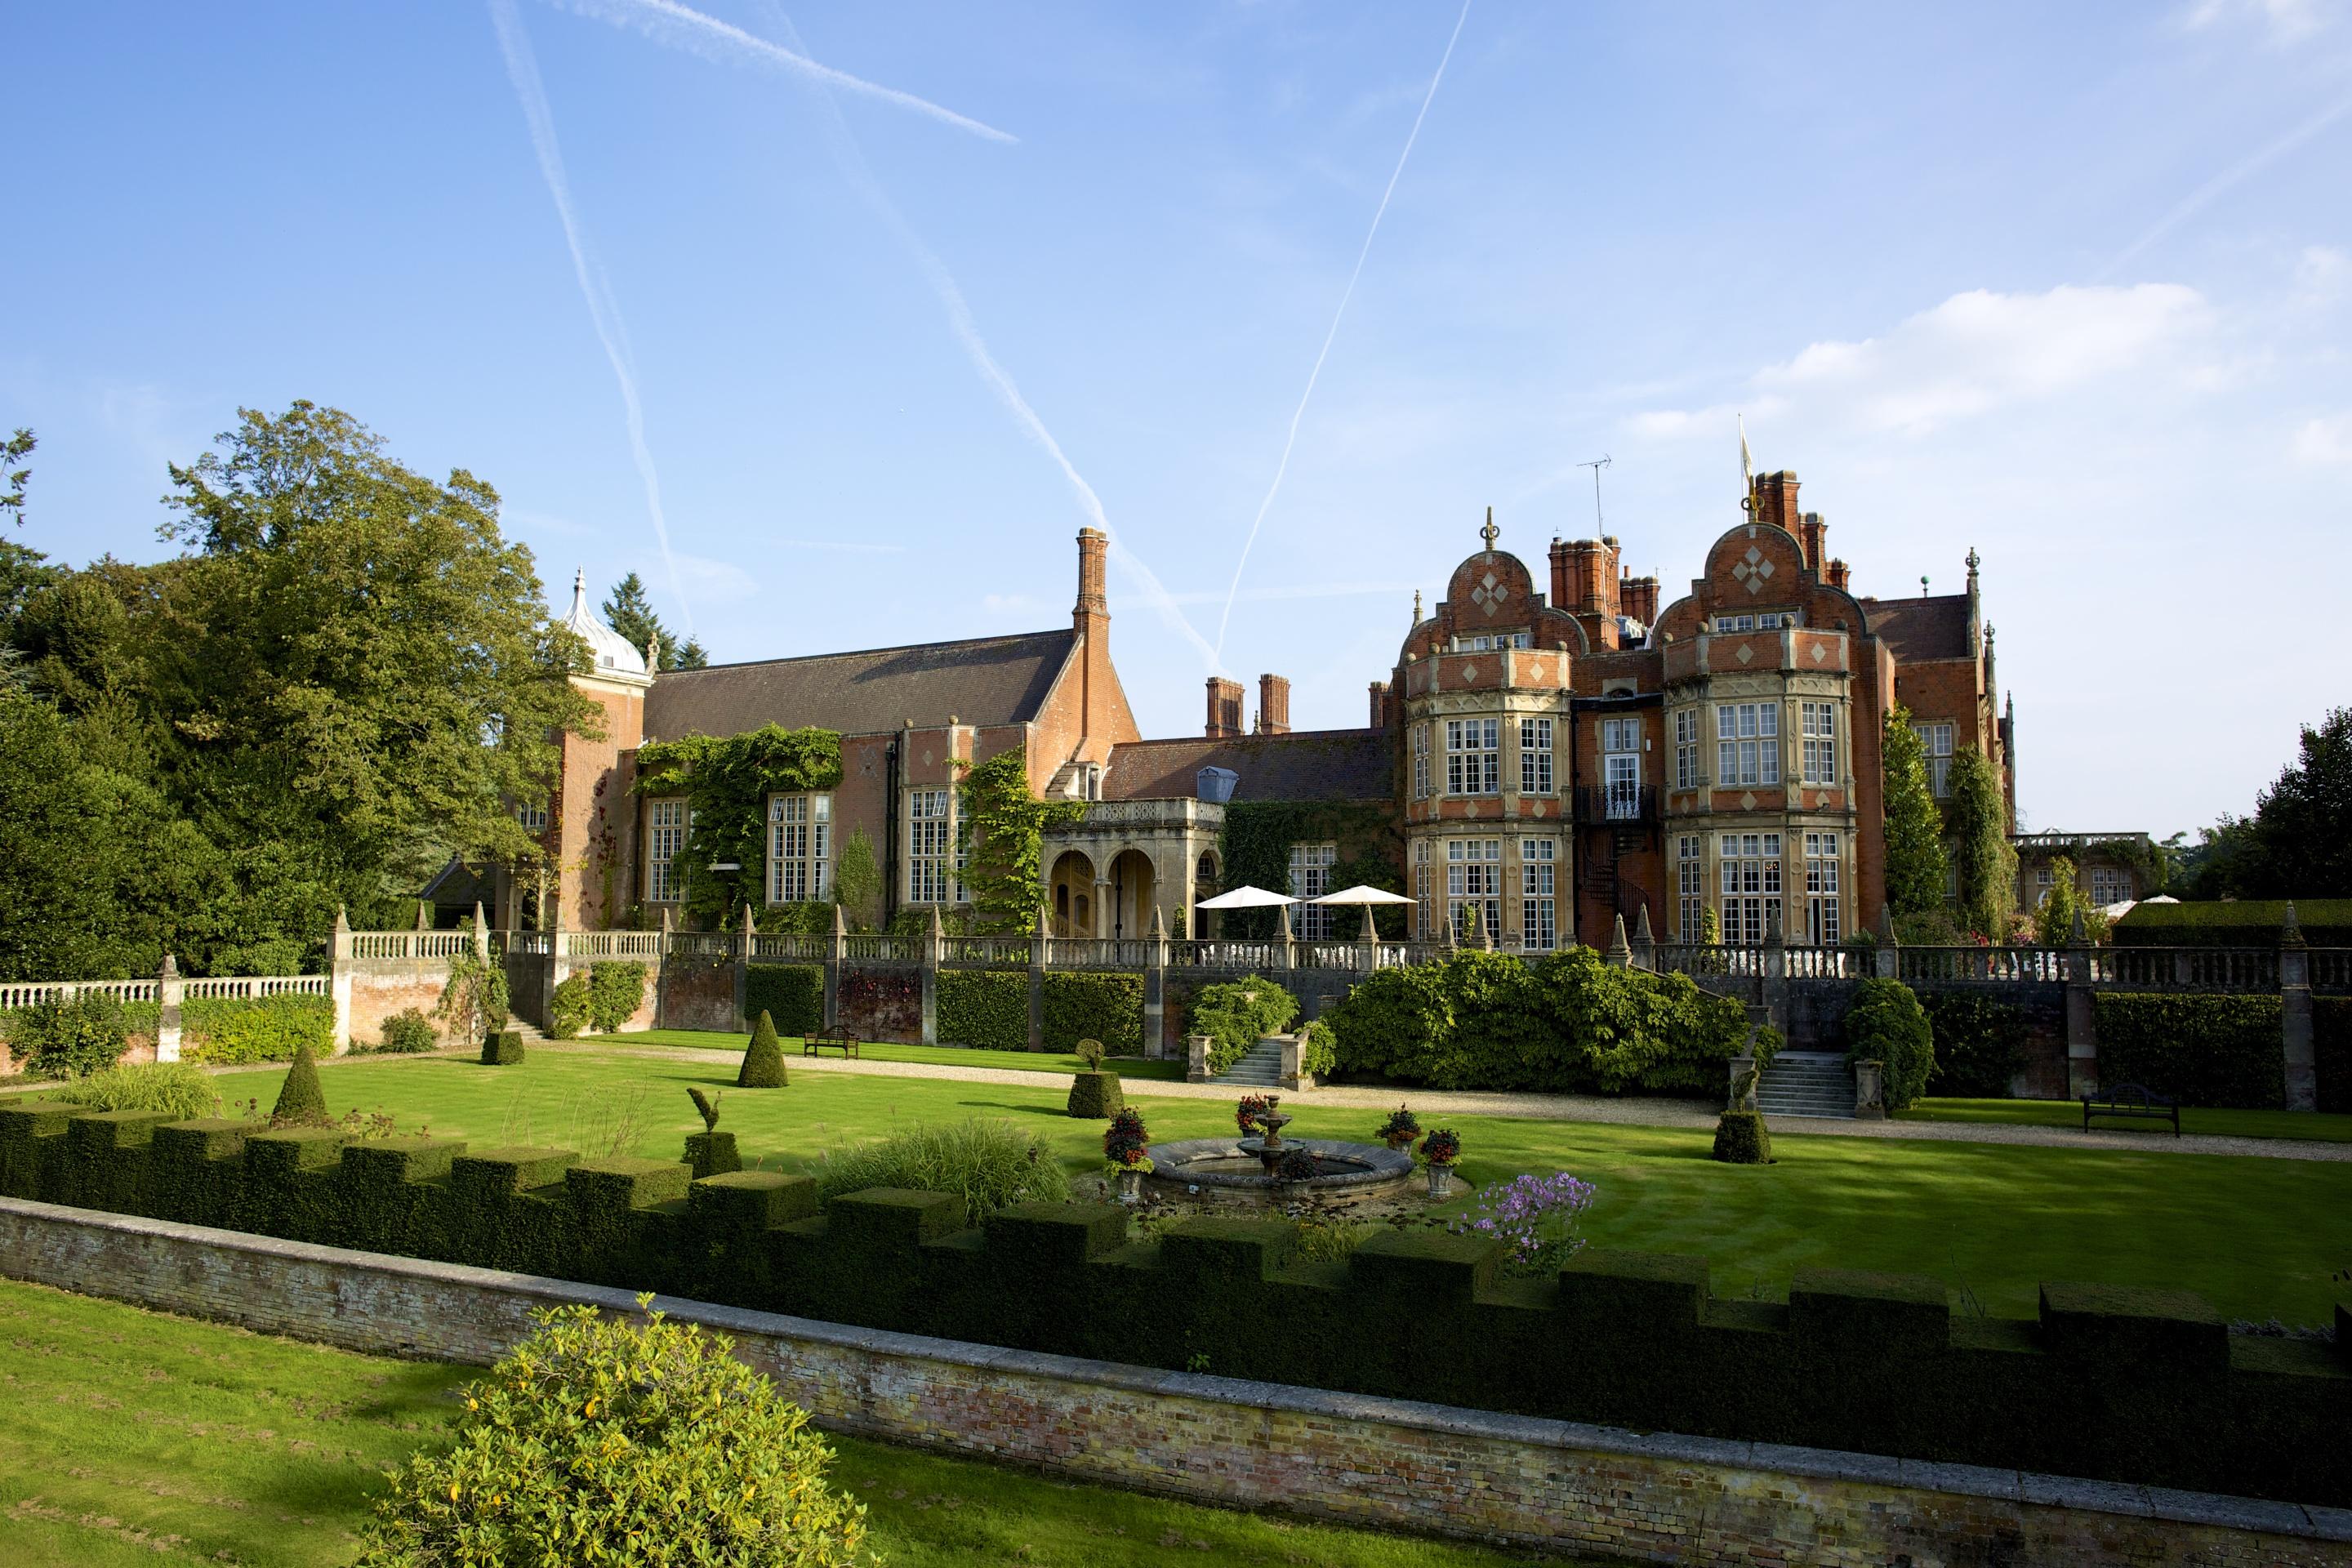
top-left (1073, 528), bottom-right (1111, 755)
top-left (1205, 677), bottom-right (1244, 738)
top-left (1256, 674), bottom-right (1291, 735)
top-left (1751, 471), bottom-right (1802, 537)
top-left (1368, 681), bottom-right (1390, 728)
top-left (1621, 574), bottom-right (1660, 626)
top-left (1826, 559), bottom-right (1851, 590)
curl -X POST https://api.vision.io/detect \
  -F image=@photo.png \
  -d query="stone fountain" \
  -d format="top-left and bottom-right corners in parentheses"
top-left (1144, 1110), bottom-right (1416, 1208)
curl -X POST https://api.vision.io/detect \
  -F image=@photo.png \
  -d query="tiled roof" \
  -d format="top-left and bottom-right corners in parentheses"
top-left (644, 630), bottom-right (1076, 742)
top-left (1103, 728), bottom-right (1393, 803)
top-left (1856, 594), bottom-right (1972, 662)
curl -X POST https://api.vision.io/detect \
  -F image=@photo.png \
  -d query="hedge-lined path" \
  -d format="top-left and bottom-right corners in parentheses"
top-left (532, 1041), bottom-right (2352, 1162)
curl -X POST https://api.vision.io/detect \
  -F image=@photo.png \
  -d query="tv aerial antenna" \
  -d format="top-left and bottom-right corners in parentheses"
top-left (1577, 455), bottom-right (1612, 532)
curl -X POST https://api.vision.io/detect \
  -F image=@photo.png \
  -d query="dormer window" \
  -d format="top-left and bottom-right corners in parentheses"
top-left (1713, 611), bottom-right (1801, 634)
top-left (1452, 630), bottom-right (1530, 652)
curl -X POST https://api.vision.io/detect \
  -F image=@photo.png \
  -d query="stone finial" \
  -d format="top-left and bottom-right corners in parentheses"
top-left (1480, 506), bottom-right (1499, 550)
top-left (1632, 904), bottom-right (1655, 943)
top-left (1360, 903), bottom-right (1379, 942)
top-left (472, 899), bottom-right (487, 932)
top-left (2282, 900), bottom-right (2305, 947)
top-left (159, 953), bottom-right (179, 980)
top-left (333, 904), bottom-right (350, 935)
top-left (660, 904), bottom-right (674, 933)
top-left (1605, 914), bottom-right (1633, 966)
top-left (1148, 905), bottom-right (1166, 939)
top-left (1877, 902), bottom-right (1897, 947)
top-left (1038, 901), bottom-right (1053, 938)
top-left (550, 898), bottom-right (566, 933)
top-left (1277, 901), bottom-right (1294, 942)
top-left (832, 902), bottom-right (848, 937)
top-left (645, 634), bottom-right (661, 673)
top-left (1412, 590), bottom-right (1422, 626)
top-left (742, 902), bottom-right (758, 938)
top-left (928, 904), bottom-right (944, 937)
top-left (2069, 906), bottom-right (2087, 947)
top-left (415, 899), bottom-right (430, 931)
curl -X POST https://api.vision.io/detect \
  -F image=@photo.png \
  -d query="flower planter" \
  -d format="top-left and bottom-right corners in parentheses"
top-left (1115, 1167), bottom-right (1143, 1205)
top-left (1426, 1163), bottom-right (1452, 1199)
top-left (1383, 1134), bottom-right (1415, 1152)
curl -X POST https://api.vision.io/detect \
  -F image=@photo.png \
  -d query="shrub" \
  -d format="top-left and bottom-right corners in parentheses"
top-left (2092, 994), bottom-right (2284, 1108)
top-left (1713, 1109), bottom-right (1771, 1164)
top-left (1842, 978), bottom-right (1935, 1110)
top-left (546, 974), bottom-right (591, 1040)
top-left (355, 1299), bottom-right (867, 1568)
top-left (745, 964), bottom-right (823, 1036)
top-left (210, 937), bottom-right (311, 976)
top-left (1449, 1172), bottom-right (1596, 1276)
top-left (270, 1042), bottom-right (327, 1124)
top-left (52, 1062), bottom-right (219, 1121)
top-left (1075, 1037), bottom-right (1105, 1068)
top-left (375, 1008), bottom-right (438, 1054)
top-left (183, 995), bottom-right (333, 1065)
top-left (1320, 962), bottom-right (1450, 1080)
top-left (1189, 975), bottom-right (1298, 1073)
top-left (1042, 972), bottom-right (1143, 1055)
top-left (2319, 998), bottom-right (2351, 1116)
top-left (737, 1010), bottom-right (787, 1088)
top-left (589, 960), bottom-right (648, 1033)
top-left (938, 969), bottom-right (1027, 1050)
top-left (1921, 991), bottom-right (2027, 1098)
top-left (813, 1118), bottom-right (1067, 1227)
top-left (480, 1030), bottom-right (524, 1067)
top-left (437, 947), bottom-right (509, 1045)
top-left (1300, 1018), bottom-right (1335, 1078)
top-left (1065, 1069), bottom-right (1125, 1119)
top-left (1103, 1107), bottom-right (1149, 1168)
top-left (12, 993), bottom-right (133, 1079)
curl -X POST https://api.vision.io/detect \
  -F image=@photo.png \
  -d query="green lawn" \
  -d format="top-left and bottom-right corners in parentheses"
top-left (193, 1051), bottom-right (2352, 1326)
top-left (1900, 1096), bottom-right (2352, 1143)
top-left (597, 1029), bottom-right (1188, 1080)
top-left (0, 1277), bottom-right (1566, 1567)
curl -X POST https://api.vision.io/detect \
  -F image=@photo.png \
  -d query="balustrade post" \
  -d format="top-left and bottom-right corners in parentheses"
top-left (1873, 903), bottom-right (1899, 981)
top-left (2281, 901), bottom-right (2315, 1111)
top-left (2065, 907), bottom-right (2097, 1098)
top-left (1761, 904), bottom-right (1787, 1030)
top-left (920, 906), bottom-right (943, 1047)
top-left (1275, 901), bottom-right (1296, 971)
top-left (155, 956), bottom-right (183, 1064)
top-left (1357, 903), bottom-right (1379, 974)
top-left (1144, 906), bottom-right (1169, 1058)
top-left (1629, 904), bottom-right (1655, 972)
top-left (470, 902), bottom-right (491, 964)
top-left (1603, 913), bottom-right (1633, 969)
top-left (329, 905), bottom-right (355, 1054)
top-left (1028, 902), bottom-right (1049, 1053)
top-left (823, 904), bottom-right (845, 1031)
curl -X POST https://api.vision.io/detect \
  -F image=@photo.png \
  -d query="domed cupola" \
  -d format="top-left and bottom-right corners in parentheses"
top-left (563, 568), bottom-right (653, 683)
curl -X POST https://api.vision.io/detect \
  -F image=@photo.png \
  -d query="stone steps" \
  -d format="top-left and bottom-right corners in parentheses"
top-left (1216, 1040), bottom-right (1285, 1087)
top-left (1755, 1051), bottom-right (1855, 1119)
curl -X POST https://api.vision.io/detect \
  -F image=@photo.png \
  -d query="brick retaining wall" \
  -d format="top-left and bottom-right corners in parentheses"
top-left (2, 1197), bottom-right (2345, 1566)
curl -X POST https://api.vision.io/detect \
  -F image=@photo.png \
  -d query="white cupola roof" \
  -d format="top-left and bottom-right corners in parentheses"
top-left (563, 568), bottom-right (651, 679)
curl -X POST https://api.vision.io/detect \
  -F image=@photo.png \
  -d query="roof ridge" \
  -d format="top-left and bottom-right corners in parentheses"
top-left (1111, 726), bottom-right (1383, 749)
top-left (659, 626), bottom-right (1072, 677)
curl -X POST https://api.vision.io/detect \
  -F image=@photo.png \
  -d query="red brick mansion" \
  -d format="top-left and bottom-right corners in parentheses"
top-left (510, 465), bottom-right (2012, 953)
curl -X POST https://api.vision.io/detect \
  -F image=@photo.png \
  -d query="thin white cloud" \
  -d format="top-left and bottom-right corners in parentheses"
top-left (2292, 410), bottom-right (2352, 462)
top-left (1630, 285), bottom-right (2213, 442)
top-left (543, 0), bottom-right (1014, 142)
top-left (2096, 87), bottom-right (2352, 281)
top-left (658, 550), bottom-right (760, 604)
top-left (772, 539), bottom-right (906, 554)
top-left (489, 0), bottom-right (697, 635)
top-left (2182, 0), bottom-right (2344, 42)
top-left (1213, 0), bottom-right (1473, 662)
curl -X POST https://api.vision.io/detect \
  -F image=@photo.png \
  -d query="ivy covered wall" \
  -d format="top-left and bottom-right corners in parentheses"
top-left (631, 725), bottom-right (843, 927)
top-left (1215, 800), bottom-right (1405, 939)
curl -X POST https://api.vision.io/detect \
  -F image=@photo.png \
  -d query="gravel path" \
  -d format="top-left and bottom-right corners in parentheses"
top-left (537, 1043), bottom-right (2352, 1162)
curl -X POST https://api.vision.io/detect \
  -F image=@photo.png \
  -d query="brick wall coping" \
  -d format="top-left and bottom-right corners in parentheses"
top-left (4, 1195), bottom-right (2346, 1554)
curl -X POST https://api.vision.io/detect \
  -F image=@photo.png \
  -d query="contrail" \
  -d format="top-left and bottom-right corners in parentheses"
top-left (2096, 86), bottom-right (2352, 281)
top-left (489, 0), bottom-right (697, 635)
top-left (1213, 0), bottom-right (1472, 662)
top-left (759, 7), bottom-right (1222, 670)
top-left (544, 0), bottom-right (1016, 144)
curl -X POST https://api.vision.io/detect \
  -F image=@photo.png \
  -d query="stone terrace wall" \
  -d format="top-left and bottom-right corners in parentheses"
top-left (2, 1198), bottom-right (2344, 1568)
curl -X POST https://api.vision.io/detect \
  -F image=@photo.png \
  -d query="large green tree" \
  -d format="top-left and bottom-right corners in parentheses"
top-left (2181, 707), bottom-right (2352, 898)
top-left (1947, 746), bottom-right (2017, 941)
top-left (602, 572), bottom-right (708, 670)
top-left (1880, 704), bottom-right (1949, 928)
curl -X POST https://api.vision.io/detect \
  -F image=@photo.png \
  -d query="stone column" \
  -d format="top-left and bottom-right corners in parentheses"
top-left (822, 904), bottom-right (845, 1031)
top-left (1093, 878), bottom-right (1114, 940)
top-left (1028, 902), bottom-right (1049, 1053)
top-left (1186, 1033), bottom-right (1212, 1084)
top-left (2064, 908), bottom-right (2097, 1098)
top-left (1144, 906), bottom-right (1169, 1058)
top-left (155, 956), bottom-right (183, 1064)
top-left (2281, 902), bottom-right (2315, 1112)
top-left (1278, 1032), bottom-right (1312, 1092)
top-left (920, 906), bottom-right (943, 1047)
top-left (329, 905), bottom-right (355, 1054)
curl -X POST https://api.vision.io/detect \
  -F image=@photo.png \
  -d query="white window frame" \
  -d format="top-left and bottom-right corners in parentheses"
top-left (2089, 867), bottom-right (2130, 908)
top-left (1411, 724), bottom-right (1432, 800)
top-left (1446, 839), bottom-right (1502, 942)
top-left (1601, 716), bottom-right (1642, 818)
top-left (907, 788), bottom-right (953, 903)
top-left (768, 793), bottom-right (832, 905)
top-left (1673, 709), bottom-right (1700, 791)
top-left (1414, 839), bottom-right (1434, 937)
top-left (1913, 721), bottom-right (1955, 798)
top-left (1717, 831), bottom-right (1782, 944)
top-left (1715, 703), bottom-right (1781, 788)
top-left (1519, 717), bottom-right (1554, 795)
top-left (1446, 718), bottom-right (1500, 795)
top-left (647, 798), bottom-right (688, 905)
top-left (1803, 831), bottom-right (1841, 945)
top-left (1677, 834), bottom-right (1705, 939)
top-left (1801, 701), bottom-right (1838, 786)
top-left (1290, 841), bottom-right (1338, 939)
top-left (1520, 840), bottom-right (1557, 952)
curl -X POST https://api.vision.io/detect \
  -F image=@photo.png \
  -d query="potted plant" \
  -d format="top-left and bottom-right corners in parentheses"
top-left (1272, 1143), bottom-right (1321, 1200)
top-left (1102, 1107), bottom-right (1152, 1203)
top-left (1418, 1127), bottom-right (1460, 1198)
top-left (1375, 1104), bottom-right (1421, 1151)
top-left (1236, 1093), bottom-right (1280, 1137)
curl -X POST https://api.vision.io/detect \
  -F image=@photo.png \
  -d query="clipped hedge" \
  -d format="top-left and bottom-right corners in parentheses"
top-left (938, 970), bottom-right (1027, 1051)
top-left (183, 996), bottom-right (335, 1066)
top-left (2319, 997), bottom-right (2350, 1116)
top-left (1842, 979), bottom-right (1934, 1111)
top-left (2113, 898), bottom-right (2352, 948)
top-left (588, 961), bottom-right (648, 1033)
top-left (1042, 972), bottom-right (1142, 1057)
top-left (744, 964), bottom-right (823, 1036)
top-left (1065, 1071), bottom-right (1125, 1119)
top-left (1919, 991), bottom-right (2027, 1098)
top-left (1, 1103), bottom-right (2344, 1511)
top-left (2092, 994), bottom-right (2284, 1108)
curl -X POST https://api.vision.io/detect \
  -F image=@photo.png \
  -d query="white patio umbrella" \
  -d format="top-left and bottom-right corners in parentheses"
top-left (1312, 884), bottom-right (1414, 940)
top-left (1194, 885), bottom-right (1297, 909)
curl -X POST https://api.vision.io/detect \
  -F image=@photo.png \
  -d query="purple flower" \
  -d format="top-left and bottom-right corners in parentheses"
top-left (1446, 1171), bottom-right (1597, 1276)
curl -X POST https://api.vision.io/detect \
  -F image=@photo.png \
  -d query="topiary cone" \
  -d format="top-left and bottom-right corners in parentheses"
top-left (272, 1041), bottom-right (328, 1124)
top-left (737, 1010), bottom-right (788, 1088)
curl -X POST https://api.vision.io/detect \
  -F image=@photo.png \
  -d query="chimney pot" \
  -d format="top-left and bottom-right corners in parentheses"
top-left (1257, 674), bottom-right (1291, 736)
top-left (1205, 676), bottom-right (1244, 738)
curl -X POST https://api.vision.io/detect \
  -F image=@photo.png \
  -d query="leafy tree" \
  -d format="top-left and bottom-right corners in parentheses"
top-left (2245, 706), bottom-right (2352, 897)
top-left (2030, 855), bottom-right (2109, 947)
top-left (832, 826), bottom-right (881, 929)
top-left (1842, 977), bottom-right (1935, 1110)
top-left (602, 571), bottom-right (708, 670)
top-left (0, 428), bottom-right (31, 528)
top-left (1881, 703), bottom-right (1949, 924)
top-left (955, 749), bottom-right (1084, 934)
top-left (1948, 747), bottom-right (2016, 940)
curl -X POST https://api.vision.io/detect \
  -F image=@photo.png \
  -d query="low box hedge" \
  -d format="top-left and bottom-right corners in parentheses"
top-left (2113, 898), bottom-right (2352, 948)
top-left (938, 970), bottom-right (1027, 1050)
top-left (2, 1101), bottom-right (2346, 1510)
top-left (2091, 993), bottom-right (2285, 1108)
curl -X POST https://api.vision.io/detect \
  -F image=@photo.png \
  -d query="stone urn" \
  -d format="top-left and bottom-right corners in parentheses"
top-left (1114, 1166), bottom-right (1144, 1205)
top-left (1425, 1163), bottom-right (1452, 1199)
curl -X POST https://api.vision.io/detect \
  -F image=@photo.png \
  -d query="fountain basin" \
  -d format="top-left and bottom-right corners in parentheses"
top-left (1142, 1137), bottom-right (1417, 1206)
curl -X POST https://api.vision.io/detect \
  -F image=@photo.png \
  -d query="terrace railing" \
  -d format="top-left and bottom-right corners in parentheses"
top-left (2096, 947), bottom-right (2279, 991)
top-left (1898, 947), bottom-right (2066, 984)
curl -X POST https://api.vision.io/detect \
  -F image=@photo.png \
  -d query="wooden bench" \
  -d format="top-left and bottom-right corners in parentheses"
top-left (803, 1028), bottom-right (860, 1059)
top-left (2081, 1082), bottom-right (2179, 1136)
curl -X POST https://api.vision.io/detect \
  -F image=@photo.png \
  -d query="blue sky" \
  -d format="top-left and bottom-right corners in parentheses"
top-left (9, 0), bottom-right (2350, 837)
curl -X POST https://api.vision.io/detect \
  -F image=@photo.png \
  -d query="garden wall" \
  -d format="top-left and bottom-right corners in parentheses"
top-left (0, 1100), bottom-right (2345, 1512)
top-left (655, 951), bottom-right (737, 1033)
top-left (2, 1197), bottom-right (2343, 1568)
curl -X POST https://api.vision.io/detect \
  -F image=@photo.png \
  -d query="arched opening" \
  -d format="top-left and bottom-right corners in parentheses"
top-left (1108, 849), bottom-right (1156, 941)
top-left (1049, 850), bottom-right (1096, 938)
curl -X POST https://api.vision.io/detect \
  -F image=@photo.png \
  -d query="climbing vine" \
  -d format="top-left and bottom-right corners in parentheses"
top-left (956, 750), bottom-right (1086, 934)
top-left (1216, 800), bottom-right (1405, 939)
top-left (632, 725), bottom-right (843, 926)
